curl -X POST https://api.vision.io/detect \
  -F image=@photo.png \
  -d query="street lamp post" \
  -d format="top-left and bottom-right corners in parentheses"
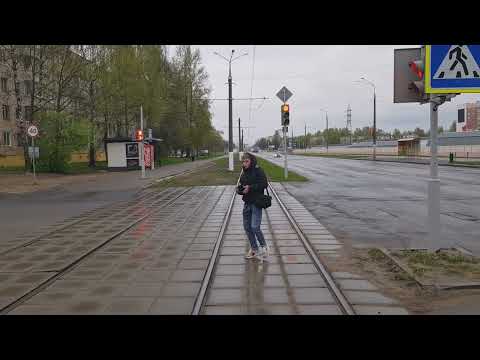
top-left (214, 49), bottom-right (248, 171)
top-left (358, 77), bottom-right (376, 161)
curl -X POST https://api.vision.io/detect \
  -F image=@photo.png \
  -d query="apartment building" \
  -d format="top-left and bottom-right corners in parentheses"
top-left (457, 101), bottom-right (480, 132)
top-left (0, 49), bottom-right (33, 156)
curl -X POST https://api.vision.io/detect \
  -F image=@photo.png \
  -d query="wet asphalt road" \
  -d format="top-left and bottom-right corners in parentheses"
top-left (258, 152), bottom-right (480, 255)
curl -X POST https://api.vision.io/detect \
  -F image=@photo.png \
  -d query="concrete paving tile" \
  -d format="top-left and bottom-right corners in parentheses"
top-left (188, 243), bottom-right (215, 251)
top-left (274, 234), bottom-right (299, 240)
top-left (277, 247), bottom-right (307, 255)
top-left (0, 284), bottom-right (36, 298)
top-left (25, 290), bottom-right (78, 305)
top-left (287, 274), bottom-right (326, 288)
top-left (344, 291), bottom-right (398, 305)
top-left (216, 265), bottom-right (246, 275)
top-left (212, 275), bottom-right (245, 288)
top-left (314, 245), bottom-right (343, 251)
top-left (104, 297), bottom-right (155, 314)
top-left (178, 259), bottom-right (210, 269)
top-left (292, 288), bottom-right (336, 304)
top-left (63, 299), bottom-right (109, 314)
top-left (264, 275), bottom-right (287, 287)
top-left (248, 305), bottom-right (295, 315)
top-left (354, 305), bottom-right (409, 315)
top-left (222, 240), bottom-right (247, 247)
top-left (284, 263), bottom-right (318, 274)
top-left (8, 305), bottom-right (62, 315)
top-left (162, 282), bottom-right (201, 297)
top-left (170, 270), bottom-right (205, 282)
top-left (133, 270), bottom-right (172, 283)
top-left (332, 272), bottom-right (363, 279)
top-left (203, 305), bottom-right (246, 315)
top-left (218, 256), bottom-right (245, 265)
top-left (337, 279), bottom-right (378, 291)
top-left (280, 254), bottom-right (312, 264)
top-left (275, 240), bottom-right (302, 247)
top-left (257, 288), bottom-right (290, 304)
top-left (207, 289), bottom-right (244, 305)
top-left (221, 247), bottom-right (246, 256)
top-left (297, 305), bottom-right (342, 315)
top-left (122, 283), bottom-right (165, 297)
top-left (149, 297), bottom-right (195, 315)
top-left (183, 251), bottom-right (212, 260)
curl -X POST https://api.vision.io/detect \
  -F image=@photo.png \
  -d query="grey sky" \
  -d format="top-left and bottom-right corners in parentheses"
top-left (191, 45), bottom-right (479, 146)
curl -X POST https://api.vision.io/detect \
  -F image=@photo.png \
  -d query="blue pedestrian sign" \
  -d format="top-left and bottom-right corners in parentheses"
top-left (425, 45), bottom-right (480, 93)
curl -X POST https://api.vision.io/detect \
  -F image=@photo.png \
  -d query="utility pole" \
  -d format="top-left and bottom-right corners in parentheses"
top-left (241, 129), bottom-right (244, 153)
top-left (346, 104), bottom-right (352, 144)
top-left (140, 105), bottom-right (145, 179)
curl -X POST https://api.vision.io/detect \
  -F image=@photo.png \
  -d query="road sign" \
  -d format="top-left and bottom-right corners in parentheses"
top-left (425, 45), bottom-right (480, 93)
top-left (28, 146), bottom-right (39, 159)
top-left (27, 125), bottom-right (38, 137)
top-left (276, 86), bottom-right (293, 103)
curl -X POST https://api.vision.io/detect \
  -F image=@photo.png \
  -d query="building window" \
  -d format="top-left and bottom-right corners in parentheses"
top-left (2, 105), bottom-right (10, 121)
top-left (0, 49), bottom-right (5, 63)
top-left (24, 80), bottom-right (32, 96)
top-left (14, 81), bottom-right (20, 96)
top-left (3, 131), bottom-right (12, 146)
top-left (16, 107), bottom-right (21, 120)
top-left (23, 55), bottom-right (32, 71)
top-left (24, 106), bottom-right (32, 122)
top-left (1, 78), bottom-right (7, 93)
top-left (458, 109), bottom-right (465, 123)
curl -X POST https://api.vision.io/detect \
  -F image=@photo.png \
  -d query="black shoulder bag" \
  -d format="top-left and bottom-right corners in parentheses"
top-left (254, 168), bottom-right (272, 209)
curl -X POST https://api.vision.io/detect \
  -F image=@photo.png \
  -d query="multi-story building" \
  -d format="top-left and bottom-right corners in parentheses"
top-left (0, 48), bottom-right (33, 160)
top-left (457, 101), bottom-right (480, 132)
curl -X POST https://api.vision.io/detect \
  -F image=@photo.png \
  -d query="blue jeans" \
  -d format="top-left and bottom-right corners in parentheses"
top-left (243, 202), bottom-right (266, 251)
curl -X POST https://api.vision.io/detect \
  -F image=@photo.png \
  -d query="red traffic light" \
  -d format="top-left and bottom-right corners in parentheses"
top-left (135, 129), bottom-right (144, 141)
top-left (408, 60), bottom-right (424, 80)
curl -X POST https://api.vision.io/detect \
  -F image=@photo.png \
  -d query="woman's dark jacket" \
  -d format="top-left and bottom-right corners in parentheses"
top-left (238, 156), bottom-right (267, 204)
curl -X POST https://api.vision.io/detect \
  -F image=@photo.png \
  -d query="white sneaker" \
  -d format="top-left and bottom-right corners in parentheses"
top-left (261, 245), bottom-right (270, 258)
top-left (245, 248), bottom-right (258, 259)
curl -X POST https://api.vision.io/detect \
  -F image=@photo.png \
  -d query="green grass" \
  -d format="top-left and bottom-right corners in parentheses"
top-left (0, 165), bottom-right (25, 173)
top-left (452, 160), bottom-right (480, 166)
top-left (156, 154), bottom-right (308, 188)
top-left (62, 161), bottom-right (109, 174)
top-left (256, 157), bottom-right (308, 182)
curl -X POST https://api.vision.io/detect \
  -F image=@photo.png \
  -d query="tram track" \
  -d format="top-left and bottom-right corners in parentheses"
top-left (193, 177), bottom-right (355, 315)
top-left (0, 186), bottom-right (192, 314)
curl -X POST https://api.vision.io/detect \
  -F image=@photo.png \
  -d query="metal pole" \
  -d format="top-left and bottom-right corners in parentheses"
top-left (305, 124), bottom-right (307, 152)
top-left (238, 117), bottom-right (243, 160)
top-left (428, 100), bottom-right (441, 250)
top-left (283, 126), bottom-right (288, 179)
top-left (228, 61), bottom-right (234, 171)
top-left (32, 137), bottom-right (37, 184)
top-left (241, 129), bottom-right (244, 153)
top-left (326, 113), bottom-right (329, 153)
top-left (140, 105), bottom-right (145, 179)
top-left (373, 89), bottom-right (377, 161)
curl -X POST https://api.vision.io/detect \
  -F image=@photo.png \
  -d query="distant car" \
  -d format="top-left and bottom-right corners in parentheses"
top-left (274, 152), bottom-right (282, 158)
top-left (252, 147), bottom-right (259, 153)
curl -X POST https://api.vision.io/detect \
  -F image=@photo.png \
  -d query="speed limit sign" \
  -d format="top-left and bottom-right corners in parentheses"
top-left (27, 125), bottom-right (38, 137)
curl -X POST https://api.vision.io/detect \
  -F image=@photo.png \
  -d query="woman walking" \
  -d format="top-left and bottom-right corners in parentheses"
top-left (237, 153), bottom-right (269, 260)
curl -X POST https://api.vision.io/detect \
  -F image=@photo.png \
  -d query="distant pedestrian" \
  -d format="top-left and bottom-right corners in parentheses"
top-left (237, 153), bottom-right (269, 260)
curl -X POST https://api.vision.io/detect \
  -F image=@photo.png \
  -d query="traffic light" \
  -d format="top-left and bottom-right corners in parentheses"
top-left (135, 129), bottom-right (144, 141)
top-left (281, 104), bottom-right (290, 126)
top-left (408, 46), bottom-right (426, 96)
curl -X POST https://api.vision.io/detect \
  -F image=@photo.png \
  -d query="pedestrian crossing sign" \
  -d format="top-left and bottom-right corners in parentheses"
top-left (425, 45), bottom-right (480, 93)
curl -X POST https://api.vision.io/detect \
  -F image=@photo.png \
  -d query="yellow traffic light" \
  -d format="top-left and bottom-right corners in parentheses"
top-left (136, 129), bottom-right (144, 141)
top-left (282, 104), bottom-right (289, 113)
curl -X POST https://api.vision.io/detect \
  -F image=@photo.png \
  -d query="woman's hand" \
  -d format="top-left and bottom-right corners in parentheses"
top-left (243, 185), bottom-right (250, 194)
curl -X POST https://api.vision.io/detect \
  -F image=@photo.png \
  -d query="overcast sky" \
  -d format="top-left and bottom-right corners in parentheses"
top-left (186, 45), bottom-right (479, 146)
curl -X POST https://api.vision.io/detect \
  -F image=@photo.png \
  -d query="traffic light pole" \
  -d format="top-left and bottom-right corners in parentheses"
top-left (140, 105), bottom-right (145, 179)
top-left (373, 88), bottom-right (377, 161)
top-left (238, 117), bottom-right (243, 161)
top-left (428, 99), bottom-right (441, 251)
top-left (283, 125), bottom-right (288, 179)
top-left (228, 64), bottom-right (234, 171)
